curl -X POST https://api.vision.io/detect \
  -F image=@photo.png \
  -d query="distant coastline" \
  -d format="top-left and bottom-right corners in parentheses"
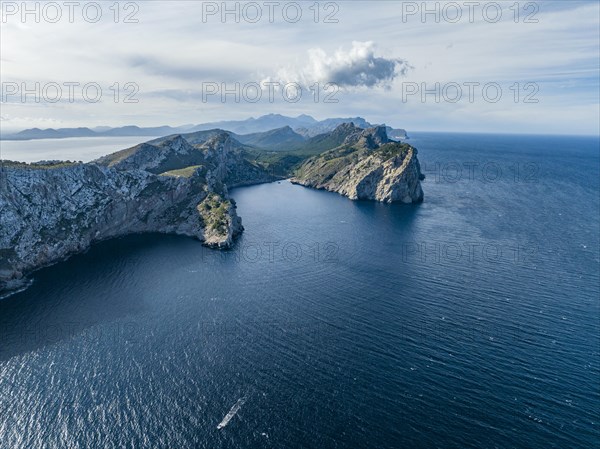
top-left (0, 113), bottom-right (407, 141)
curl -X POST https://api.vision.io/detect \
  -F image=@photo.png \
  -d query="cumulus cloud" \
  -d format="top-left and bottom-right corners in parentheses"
top-left (266, 41), bottom-right (410, 89)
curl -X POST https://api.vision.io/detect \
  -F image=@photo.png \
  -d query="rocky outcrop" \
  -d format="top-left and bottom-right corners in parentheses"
top-left (197, 193), bottom-right (243, 248)
top-left (0, 163), bottom-right (205, 292)
top-left (291, 126), bottom-right (424, 203)
top-left (0, 132), bottom-right (271, 294)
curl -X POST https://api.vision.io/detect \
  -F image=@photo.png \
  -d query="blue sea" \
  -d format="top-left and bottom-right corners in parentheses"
top-left (0, 133), bottom-right (598, 448)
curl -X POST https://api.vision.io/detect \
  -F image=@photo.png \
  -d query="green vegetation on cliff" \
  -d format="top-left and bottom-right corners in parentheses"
top-left (160, 165), bottom-right (206, 178)
top-left (198, 193), bottom-right (231, 235)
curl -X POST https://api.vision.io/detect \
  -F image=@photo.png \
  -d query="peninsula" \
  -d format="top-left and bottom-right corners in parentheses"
top-left (0, 121), bottom-right (424, 295)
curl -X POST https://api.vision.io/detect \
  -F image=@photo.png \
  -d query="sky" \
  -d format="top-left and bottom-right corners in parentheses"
top-left (1, 0), bottom-right (599, 135)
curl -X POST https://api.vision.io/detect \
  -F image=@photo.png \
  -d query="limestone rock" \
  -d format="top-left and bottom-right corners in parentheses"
top-left (291, 126), bottom-right (424, 204)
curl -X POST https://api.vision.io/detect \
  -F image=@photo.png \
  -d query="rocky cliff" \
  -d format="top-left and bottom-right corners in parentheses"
top-left (0, 123), bottom-right (424, 296)
top-left (291, 125), bottom-right (424, 203)
top-left (0, 132), bottom-right (272, 294)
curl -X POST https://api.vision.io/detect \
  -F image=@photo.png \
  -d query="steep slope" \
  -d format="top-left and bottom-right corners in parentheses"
top-left (246, 122), bottom-right (392, 177)
top-left (94, 132), bottom-right (273, 186)
top-left (0, 162), bottom-right (238, 292)
top-left (149, 129), bottom-right (226, 146)
top-left (291, 126), bottom-right (424, 203)
top-left (0, 133), bottom-right (275, 294)
top-left (94, 135), bottom-right (205, 173)
top-left (302, 122), bottom-right (365, 152)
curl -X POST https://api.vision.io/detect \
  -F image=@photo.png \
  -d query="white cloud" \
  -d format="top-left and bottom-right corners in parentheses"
top-left (266, 41), bottom-right (410, 88)
top-left (0, 1), bottom-right (598, 135)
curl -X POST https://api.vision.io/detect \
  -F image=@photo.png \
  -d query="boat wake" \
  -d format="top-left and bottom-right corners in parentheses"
top-left (217, 396), bottom-right (247, 430)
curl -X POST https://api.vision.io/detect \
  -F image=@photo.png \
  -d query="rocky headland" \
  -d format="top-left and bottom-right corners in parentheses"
top-left (0, 122), bottom-right (423, 295)
top-left (0, 132), bottom-right (272, 293)
top-left (291, 124), bottom-right (424, 203)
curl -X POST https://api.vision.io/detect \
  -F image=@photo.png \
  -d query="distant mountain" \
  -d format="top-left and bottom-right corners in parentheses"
top-left (152, 123), bottom-right (362, 155)
top-left (189, 113), bottom-right (317, 135)
top-left (386, 127), bottom-right (408, 140)
top-left (232, 121), bottom-right (397, 154)
top-left (8, 127), bottom-right (98, 140)
top-left (295, 117), bottom-right (371, 137)
top-left (1, 125), bottom-right (187, 141)
top-left (1, 114), bottom-right (408, 141)
top-left (101, 125), bottom-right (181, 137)
top-left (233, 126), bottom-right (306, 150)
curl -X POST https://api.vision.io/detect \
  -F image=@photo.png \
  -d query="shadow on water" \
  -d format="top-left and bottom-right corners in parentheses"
top-left (0, 182), bottom-right (424, 362)
top-left (350, 196), bottom-right (422, 231)
top-left (0, 233), bottom-right (196, 361)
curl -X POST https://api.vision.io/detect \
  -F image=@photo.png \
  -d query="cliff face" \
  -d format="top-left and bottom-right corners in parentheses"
top-left (0, 132), bottom-right (269, 293)
top-left (291, 126), bottom-right (424, 204)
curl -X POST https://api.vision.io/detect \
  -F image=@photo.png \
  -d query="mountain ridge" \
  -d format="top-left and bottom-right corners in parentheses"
top-left (1, 114), bottom-right (408, 141)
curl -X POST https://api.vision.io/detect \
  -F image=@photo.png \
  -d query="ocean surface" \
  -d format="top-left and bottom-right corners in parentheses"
top-left (0, 136), bottom-right (155, 163)
top-left (0, 133), bottom-right (598, 449)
